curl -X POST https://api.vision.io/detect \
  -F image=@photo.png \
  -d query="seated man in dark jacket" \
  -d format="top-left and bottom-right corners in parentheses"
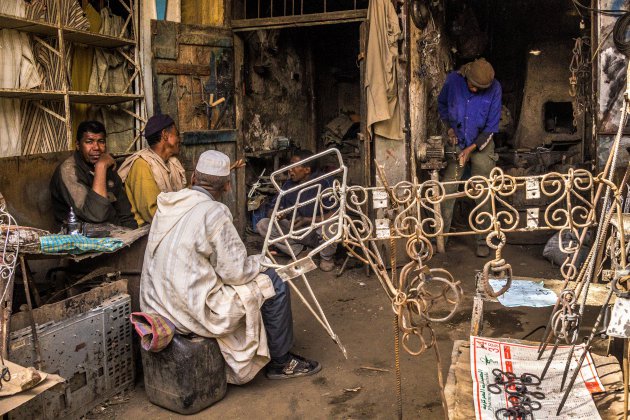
top-left (256, 149), bottom-right (337, 272)
top-left (50, 120), bottom-right (137, 229)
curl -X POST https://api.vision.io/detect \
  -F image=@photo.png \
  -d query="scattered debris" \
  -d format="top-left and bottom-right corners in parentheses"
top-left (359, 366), bottom-right (390, 373)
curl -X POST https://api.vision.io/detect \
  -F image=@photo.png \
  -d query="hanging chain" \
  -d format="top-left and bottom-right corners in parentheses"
top-left (418, 29), bottom-right (441, 79)
top-left (569, 36), bottom-right (592, 128)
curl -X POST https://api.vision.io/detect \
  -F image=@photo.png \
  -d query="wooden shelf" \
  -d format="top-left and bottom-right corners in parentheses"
top-left (0, 13), bottom-right (57, 37)
top-left (63, 28), bottom-right (134, 48)
top-left (0, 89), bottom-right (141, 105)
top-left (232, 9), bottom-right (367, 31)
top-left (0, 89), bottom-right (63, 101)
top-left (68, 92), bottom-right (143, 104)
top-left (0, 13), bottom-right (135, 48)
top-left (0, 6), bottom-right (144, 155)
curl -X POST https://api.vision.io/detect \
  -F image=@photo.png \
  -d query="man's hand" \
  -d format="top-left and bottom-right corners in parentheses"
top-left (447, 128), bottom-right (458, 146)
top-left (95, 153), bottom-right (116, 171)
top-left (92, 153), bottom-right (115, 198)
top-left (459, 144), bottom-right (477, 167)
top-left (230, 159), bottom-right (246, 171)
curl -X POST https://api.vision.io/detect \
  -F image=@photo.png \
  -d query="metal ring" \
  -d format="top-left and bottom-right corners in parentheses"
top-left (486, 230), bottom-right (507, 250)
top-left (488, 383), bottom-right (503, 394)
top-left (520, 372), bottom-right (541, 386)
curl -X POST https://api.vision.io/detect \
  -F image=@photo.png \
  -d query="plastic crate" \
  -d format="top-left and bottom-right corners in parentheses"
top-left (9, 294), bottom-right (134, 419)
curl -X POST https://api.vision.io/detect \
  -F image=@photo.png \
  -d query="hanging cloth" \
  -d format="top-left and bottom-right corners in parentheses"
top-left (365, 0), bottom-right (403, 141)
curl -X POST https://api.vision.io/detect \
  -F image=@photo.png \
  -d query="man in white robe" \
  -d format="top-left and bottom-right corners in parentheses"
top-left (140, 150), bottom-right (321, 384)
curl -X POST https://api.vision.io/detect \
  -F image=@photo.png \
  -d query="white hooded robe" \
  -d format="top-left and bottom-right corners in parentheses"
top-left (140, 188), bottom-right (275, 384)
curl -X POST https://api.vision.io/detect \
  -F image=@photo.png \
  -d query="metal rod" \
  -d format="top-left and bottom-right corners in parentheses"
top-left (539, 337), bottom-right (560, 380)
top-left (431, 170), bottom-right (446, 253)
top-left (539, 97), bottom-right (629, 353)
top-left (557, 286), bottom-right (615, 415)
top-left (624, 338), bottom-right (629, 420)
top-left (19, 257), bottom-right (42, 371)
top-left (560, 344), bottom-right (575, 391)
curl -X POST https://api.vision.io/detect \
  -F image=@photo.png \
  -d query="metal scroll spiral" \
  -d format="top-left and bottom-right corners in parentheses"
top-left (394, 231), bottom-right (463, 356)
top-left (465, 168), bottom-right (519, 234)
top-left (0, 193), bottom-right (19, 302)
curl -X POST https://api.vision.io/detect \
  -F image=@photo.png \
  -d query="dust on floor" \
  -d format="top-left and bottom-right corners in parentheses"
top-left (88, 236), bottom-right (564, 419)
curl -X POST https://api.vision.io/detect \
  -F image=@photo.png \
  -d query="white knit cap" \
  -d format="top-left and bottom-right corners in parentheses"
top-left (196, 150), bottom-right (230, 176)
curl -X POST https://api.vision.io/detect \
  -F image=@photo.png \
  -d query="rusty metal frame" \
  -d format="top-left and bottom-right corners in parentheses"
top-left (0, 194), bottom-right (19, 359)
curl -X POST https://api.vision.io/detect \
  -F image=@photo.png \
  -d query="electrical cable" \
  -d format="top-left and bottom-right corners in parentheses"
top-left (614, 12), bottom-right (630, 57)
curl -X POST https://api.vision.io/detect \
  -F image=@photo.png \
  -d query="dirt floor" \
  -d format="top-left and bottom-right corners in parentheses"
top-left (91, 235), bottom-right (572, 419)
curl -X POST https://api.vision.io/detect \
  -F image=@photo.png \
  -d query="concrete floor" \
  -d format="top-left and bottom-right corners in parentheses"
top-left (92, 236), bottom-right (566, 419)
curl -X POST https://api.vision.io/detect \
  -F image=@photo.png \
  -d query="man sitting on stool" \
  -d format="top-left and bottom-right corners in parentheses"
top-left (140, 150), bottom-right (321, 383)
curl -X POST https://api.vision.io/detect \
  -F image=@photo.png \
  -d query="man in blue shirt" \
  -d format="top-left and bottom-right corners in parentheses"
top-left (256, 150), bottom-right (338, 271)
top-left (437, 58), bottom-right (502, 257)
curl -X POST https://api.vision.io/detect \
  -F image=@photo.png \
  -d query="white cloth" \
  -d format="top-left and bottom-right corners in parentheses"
top-left (0, 0), bottom-right (42, 157)
top-left (365, 0), bottom-right (403, 141)
top-left (196, 150), bottom-right (231, 176)
top-left (117, 147), bottom-right (187, 192)
top-left (140, 188), bottom-right (275, 384)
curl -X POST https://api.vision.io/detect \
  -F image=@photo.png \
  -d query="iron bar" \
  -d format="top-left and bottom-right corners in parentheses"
top-left (556, 285), bottom-right (615, 415)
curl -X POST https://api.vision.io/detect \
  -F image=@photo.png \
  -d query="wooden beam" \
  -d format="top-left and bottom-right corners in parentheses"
top-left (232, 9), bottom-right (367, 31)
top-left (155, 62), bottom-right (211, 76)
top-left (178, 33), bottom-right (233, 47)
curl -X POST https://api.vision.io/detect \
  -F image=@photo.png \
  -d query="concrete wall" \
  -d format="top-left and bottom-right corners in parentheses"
top-left (0, 152), bottom-right (72, 231)
top-left (513, 41), bottom-right (584, 150)
top-left (241, 30), bottom-right (314, 151)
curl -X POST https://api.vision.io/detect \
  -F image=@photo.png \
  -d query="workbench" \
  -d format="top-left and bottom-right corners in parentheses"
top-left (444, 339), bottom-right (625, 419)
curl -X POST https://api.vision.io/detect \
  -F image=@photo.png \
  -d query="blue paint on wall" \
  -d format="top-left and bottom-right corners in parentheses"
top-left (156, 0), bottom-right (167, 20)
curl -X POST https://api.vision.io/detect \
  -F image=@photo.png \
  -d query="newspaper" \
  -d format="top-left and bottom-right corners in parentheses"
top-left (488, 279), bottom-right (557, 307)
top-left (470, 336), bottom-right (604, 419)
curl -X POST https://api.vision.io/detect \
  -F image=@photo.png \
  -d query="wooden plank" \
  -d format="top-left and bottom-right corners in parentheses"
top-left (151, 19), bottom-right (178, 59)
top-left (68, 92), bottom-right (142, 105)
top-left (0, 14), bottom-right (135, 49)
top-left (232, 9), bottom-right (367, 31)
top-left (234, 34), bottom-right (246, 235)
top-left (182, 130), bottom-right (237, 145)
top-left (63, 28), bottom-right (134, 48)
top-left (176, 45), bottom-right (211, 132)
top-left (178, 23), bottom-right (233, 39)
top-left (155, 62), bottom-right (211, 76)
top-left (178, 33), bottom-right (233, 47)
top-left (154, 74), bottom-right (179, 122)
top-left (0, 89), bottom-right (64, 101)
top-left (0, 13), bottom-right (57, 36)
top-left (10, 280), bottom-right (128, 332)
top-left (359, 21), bottom-right (371, 187)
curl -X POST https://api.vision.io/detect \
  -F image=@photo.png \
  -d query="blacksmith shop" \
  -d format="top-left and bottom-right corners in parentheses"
top-left (0, 0), bottom-right (630, 418)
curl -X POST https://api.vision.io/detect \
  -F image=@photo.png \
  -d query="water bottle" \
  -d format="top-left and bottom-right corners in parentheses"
top-left (67, 207), bottom-right (82, 235)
